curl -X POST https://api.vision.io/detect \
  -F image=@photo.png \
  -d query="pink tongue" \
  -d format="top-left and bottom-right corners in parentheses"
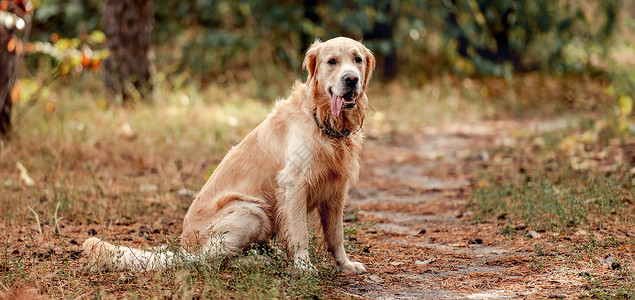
top-left (331, 94), bottom-right (343, 117)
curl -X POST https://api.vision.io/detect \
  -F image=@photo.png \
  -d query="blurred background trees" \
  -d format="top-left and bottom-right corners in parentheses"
top-left (21, 0), bottom-right (629, 83)
top-left (0, 0), bottom-right (632, 138)
top-left (103, 0), bottom-right (153, 104)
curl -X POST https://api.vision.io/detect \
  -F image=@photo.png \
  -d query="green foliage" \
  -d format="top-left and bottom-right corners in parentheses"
top-left (436, 0), bottom-right (619, 76)
top-left (153, 0), bottom-right (308, 79)
top-left (24, 0), bottom-right (627, 81)
top-left (32, 0), bottom-right (103, 39)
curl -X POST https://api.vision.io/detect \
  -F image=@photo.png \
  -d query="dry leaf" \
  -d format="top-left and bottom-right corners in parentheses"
top-left (16, 162), bottom-right (35, 186)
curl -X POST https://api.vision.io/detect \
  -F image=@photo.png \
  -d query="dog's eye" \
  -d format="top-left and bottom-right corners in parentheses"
top-left (355, 56), bottom-right (363, 64)
top-left (327, 58), bottom-right (337, 66)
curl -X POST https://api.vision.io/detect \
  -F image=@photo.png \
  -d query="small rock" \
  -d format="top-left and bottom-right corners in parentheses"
top-left (363, 274), bottom-right (383, 284)
top-left (468, 238), bottom-right (483, 244)
top-left (415, 257), bottom-right (435, 265)
top-left (390, 261), bottom-right (404, 266)
top-left (528, 230), bottom-right (541, 239)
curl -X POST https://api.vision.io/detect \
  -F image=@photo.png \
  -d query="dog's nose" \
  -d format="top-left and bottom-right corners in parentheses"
top-left (343, 74), bottom-right (359, 88)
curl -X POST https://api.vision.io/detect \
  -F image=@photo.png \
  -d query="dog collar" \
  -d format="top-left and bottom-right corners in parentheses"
top-left (312, 112), bottom-right (351, 138)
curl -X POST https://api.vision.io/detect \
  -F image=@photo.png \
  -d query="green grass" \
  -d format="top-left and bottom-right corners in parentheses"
top-left (474, 170), bottom-right (632, 232)
top-left (472, 119), bottom-right (634, 233)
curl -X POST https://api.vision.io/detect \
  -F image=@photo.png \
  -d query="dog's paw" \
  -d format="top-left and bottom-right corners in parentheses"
top-left (293, 257), bottom-right (317, 273)
top-left (338, 261), bottom-right (366, 274)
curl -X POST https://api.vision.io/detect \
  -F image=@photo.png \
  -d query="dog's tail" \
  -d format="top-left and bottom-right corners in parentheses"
top-left (82, 237), bottom-right (185, 271)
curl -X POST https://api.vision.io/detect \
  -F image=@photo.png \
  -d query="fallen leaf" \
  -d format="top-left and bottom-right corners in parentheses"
top-left (16, 162), bottom-right (35, 186)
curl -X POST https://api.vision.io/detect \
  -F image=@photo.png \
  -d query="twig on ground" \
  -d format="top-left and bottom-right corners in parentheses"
top-left (27, 206), bottom-right (43, 238)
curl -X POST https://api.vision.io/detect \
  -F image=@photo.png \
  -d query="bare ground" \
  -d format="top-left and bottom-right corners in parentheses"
top-left (335, 120), bottom-right (633, 299)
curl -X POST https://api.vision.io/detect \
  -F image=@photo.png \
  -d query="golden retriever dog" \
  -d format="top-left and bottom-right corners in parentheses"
top-left (83, 36), bottom-right (375, 274)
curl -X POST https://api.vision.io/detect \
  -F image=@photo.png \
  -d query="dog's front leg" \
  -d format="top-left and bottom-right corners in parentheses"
top-left (319, 196), bottom-right (366, 274)
top-left (278, 176), bottom-right (315, 272)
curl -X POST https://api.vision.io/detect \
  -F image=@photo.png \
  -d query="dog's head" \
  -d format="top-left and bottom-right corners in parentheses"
top-left (303, 37), bottom-right (375, 131)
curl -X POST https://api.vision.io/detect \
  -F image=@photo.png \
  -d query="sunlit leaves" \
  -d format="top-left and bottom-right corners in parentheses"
top-left (618, 95), bottom-right (633, 116)
top-left (0, 10), bottom-right (26, 30)
top-left (27, 30), bottom-right (108, 75)
top-left (439, 0), bottom-right (619, 76)
top-left (11, 78), bottom-right (43, 103)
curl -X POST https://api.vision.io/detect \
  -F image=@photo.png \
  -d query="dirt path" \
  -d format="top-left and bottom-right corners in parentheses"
top-left (337, 121), bottom-right (583, 299)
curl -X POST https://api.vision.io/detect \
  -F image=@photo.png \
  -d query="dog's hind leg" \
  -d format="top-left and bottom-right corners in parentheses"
top-left (200, 197), bottom-right (272, 258)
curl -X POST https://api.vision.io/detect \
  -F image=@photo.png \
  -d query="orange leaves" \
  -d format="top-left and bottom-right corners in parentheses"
top-left (90, 58), bottom-right (101, 71)
top-left (6, 36), bottom-right (24, 55)
top-left (81, 52), bottom-right (91, 67)
top-left (6, 36), bottom-right (15, 51)
top-left (10, 83), bottom-right (21, 103)
top-left (45, 102), bottom-right (55, 113)
top-left (27, 31), bottom-right (108, 75)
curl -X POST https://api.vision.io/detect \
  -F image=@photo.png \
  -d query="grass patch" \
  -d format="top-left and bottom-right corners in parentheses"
top-left (472, 118), bottom-right (633, 232)
top-left (474, 170), bottom-right (632, 232)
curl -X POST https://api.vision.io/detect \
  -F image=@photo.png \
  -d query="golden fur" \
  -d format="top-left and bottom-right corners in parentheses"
top-left (83, 37), bottom-right (375, 273)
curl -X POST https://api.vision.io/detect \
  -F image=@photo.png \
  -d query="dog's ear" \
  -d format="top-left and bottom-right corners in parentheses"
top-left (363, 46), bottom-right (376, 90)
top-left (303, 39), bottom-right (321, 82)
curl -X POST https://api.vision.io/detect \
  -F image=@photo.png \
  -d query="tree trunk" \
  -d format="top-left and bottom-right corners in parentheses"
top-left (300, 0), bottom-right (320, 52)
top-left (368, 2), bottom-right (398, 81)
top-left (103, 0), bottom-right (154, 104)
top-left (0, 25), bottom-right (17, 140)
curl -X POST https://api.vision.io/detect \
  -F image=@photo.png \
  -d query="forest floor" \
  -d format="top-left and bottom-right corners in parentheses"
top-left (0, 76), bottom-right (633, 299)
top-left (334, 120), bottom-right (633, 299)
